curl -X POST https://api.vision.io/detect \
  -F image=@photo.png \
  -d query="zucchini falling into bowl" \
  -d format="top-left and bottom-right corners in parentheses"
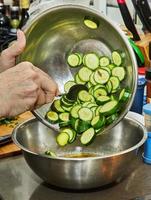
top-left (45, 50), bottom-right (131, 147)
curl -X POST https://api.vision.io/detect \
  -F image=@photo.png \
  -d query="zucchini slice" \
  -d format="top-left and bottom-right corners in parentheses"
top-left (59, 121), bottom-right (70, 128)
top-left (100, 56), bottom-right (110, 67)
top-left (67, 53), bottom-right (81, 67)
top-left (90, 73), bottom-right (97, 85)
top-left (46, 111), bottom-right (59, 124)
top-left (93, 87), bottom-right (107, 99)
top-left (119, 88), bottom-right (131, 102)
top-left (94, 69), bottom-right (110, 84)
top-left (96, 95), bottom-right (110, 105)
top-left (62, 128), bottom-right (76, 143)
top-left (110, 76), bottom-right (120, 91)
top-left (45, 150), bottom-right (56, 157)
top-left (51, 99), bottom-right (65, 113)
top-left (56, 132), bottom-right (69, 147)
top-left (64, 81), bottom-right (76, 93)
top-left (66, 84), bottom-right (88, 101)
top-left (78, 107), bottom-right (93, 121)
top-left (70, 104), bottom-right (82, 119)
top-left (59, 112), bottom-right (70, 122)
top-left (78, 67), bottom-right (92, 82)
top-left (84, 53), bottom-right (99, 70)
top-left (99, 100), bottom-right (118, 116)
top-left (106, 80), bottom-right (113, 94)
top-left (111, 51), bottom-right (123, 66)
top-left (112, 66), bottom-right (126, 81)
top-left (75, 73), bottom-right (86, 85)
top-left (91, 115), bottom-right (105, 129)
top-left (78, 90), bottom-right (92, 102)
top-left (95, 106), bottom-right (102, 116)
top-left (106, 113), bottom-right (118, 125)
top-left (80, 127), bottom-right (95, 145)
top-left (77, 120), bottom-right (90, 134)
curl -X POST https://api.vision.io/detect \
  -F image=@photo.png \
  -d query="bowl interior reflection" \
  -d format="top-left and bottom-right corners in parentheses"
top-left (16, 117), bottom-right (144, 158)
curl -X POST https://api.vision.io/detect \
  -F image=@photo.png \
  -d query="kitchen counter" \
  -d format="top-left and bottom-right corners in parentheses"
top-left (0, 154), bottom-right (151, 200)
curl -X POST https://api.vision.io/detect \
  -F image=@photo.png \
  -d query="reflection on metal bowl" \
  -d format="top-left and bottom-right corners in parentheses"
top-left (12, 116), bottom-right (147, 190)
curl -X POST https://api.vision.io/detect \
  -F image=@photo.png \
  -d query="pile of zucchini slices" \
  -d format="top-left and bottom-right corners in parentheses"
top-left (45, 51), bottom-right (131, 146)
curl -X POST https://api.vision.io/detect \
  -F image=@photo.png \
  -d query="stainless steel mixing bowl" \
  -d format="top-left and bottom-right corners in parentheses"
top-left (18, 5), bottom-right (137, 133)
top-left (12, 116), bottom-right (147, 189)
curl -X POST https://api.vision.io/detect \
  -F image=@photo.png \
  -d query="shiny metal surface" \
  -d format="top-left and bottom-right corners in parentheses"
top-left (18, 5), bottom-right (137, 133)
top-left (12, 117), bottom-right (147, 189)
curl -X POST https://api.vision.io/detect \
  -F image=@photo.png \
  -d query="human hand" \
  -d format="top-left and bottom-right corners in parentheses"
top-left (0, 61), bottom-right (58, 117)
top-left (0, 30), bottom-right (26, 73)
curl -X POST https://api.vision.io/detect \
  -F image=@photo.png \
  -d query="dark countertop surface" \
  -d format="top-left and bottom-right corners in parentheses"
top-left (1, 154), bottom-right (151, 200)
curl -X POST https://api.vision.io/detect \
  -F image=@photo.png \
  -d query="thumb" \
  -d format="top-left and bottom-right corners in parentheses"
top-left (6, 29), bottom-right (26, 58)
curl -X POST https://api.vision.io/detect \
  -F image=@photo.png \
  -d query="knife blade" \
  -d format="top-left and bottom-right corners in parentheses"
top-left (132, 0), bottom-right (151, 33)
top-left (117, 0), bottom-right (141, 41)
top-left (0, 134), bottom-right (12, 147)
top-left (137, 0), bottom-right (151, 32)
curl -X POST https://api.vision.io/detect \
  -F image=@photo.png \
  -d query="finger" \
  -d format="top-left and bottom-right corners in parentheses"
top-left (33, 67), bottom-right (58, 94)
top-left (5, 30), bottom-right (26, 58)
top-left (34, 88), bottom-right (46, 108)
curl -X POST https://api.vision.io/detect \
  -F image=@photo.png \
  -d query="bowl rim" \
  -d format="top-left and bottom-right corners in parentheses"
top-left (12, 116), bottom-right (147, 161)
top-left (22, 4), bottom-right (138, 136)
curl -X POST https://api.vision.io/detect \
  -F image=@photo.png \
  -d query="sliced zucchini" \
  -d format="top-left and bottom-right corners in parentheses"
top-left (119, 88), bottom-right (131, 102)
top-left (93, 87), bottom-right (107, 99)
top-left (112, 66), bottom-right (126, 81)
top-left (70, 104), bottom-right (82, 119)
top-left (84, 19), bottom-right (98, 29)
top-left (61, 105), bottom-right (72, 112)
top-left (108, 63), bottom-right (115, 70)
top-left (84, 53), bottom-right (99, 70)
top-left (67, 53), bottom-right (81, 67)
top-left (106, 80), bottom-right (113, 94)
top-left (90, 73), bottom-right (97, 85)
top-left (61, 97), bottom-right (73, 108)
top-left (77, 120), bottom-right (91, 134)
top-left (59, 121), bottom-right (70, 128)
top-left (66, 84), bottom-right (88, 101)
top-left (89, 86), bottom-right (94, 95)
top-left (91, 106), bottom-right (97, 116)
top-left (59, 112), bottom-right (70, 122)
top-left (93, 84), bottom-right (105, 91)
top-left (94, 69), bottom-right (110, 84)
top-left (46, 111), bottom-right (59, 124)
top-left (78, 90), bottom-right (91, 102)
top-left (51, 99), bottom-right (65, 113)
top-left (96, 95), bottom-right (110, 105)
top-left (99, 100), bottom-right (118, 116)
top-left (75, 73), bottom-right (86, 85)
top-left (62, 94), bottom-right (75, 104)
top-left (110, 76), bottom-right (120, 91)
top-left (100, 56), bottom-right (110, 67)
top-left (86, 102), bottom-right (97, 108)
top-left (101, 66), bottom-right (111, 75)
top-left (56, 132), bottom-right (69, 147)
top-left (78, 67), bottom-right (92, 82)
top-left (82, 102), bottom-right (91, 107)
top-left (78, 107), bottom-right (93, 121)
top-left (61, 128), bottom-right (76, 143)
top-left (91, 115), bottom-right (105, 129)
top-left (87, 81), bottom-right (93, 88)
top-left (64, 81), bottom-right (76, 93)
top-left (80, 127), bottom-right (95, 145)
top-left (111, 51), bottom-right (123, 66)
top-left (106, 113), bottom-right (118, 125)
top-left (45, 150), bottom-right (56, 157)
top-left (95, 106), bottom-right (102, 116)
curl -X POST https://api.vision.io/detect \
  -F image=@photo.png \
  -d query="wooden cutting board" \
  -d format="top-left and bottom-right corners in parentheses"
top-left (0, 111), bottom-right (33, 159)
